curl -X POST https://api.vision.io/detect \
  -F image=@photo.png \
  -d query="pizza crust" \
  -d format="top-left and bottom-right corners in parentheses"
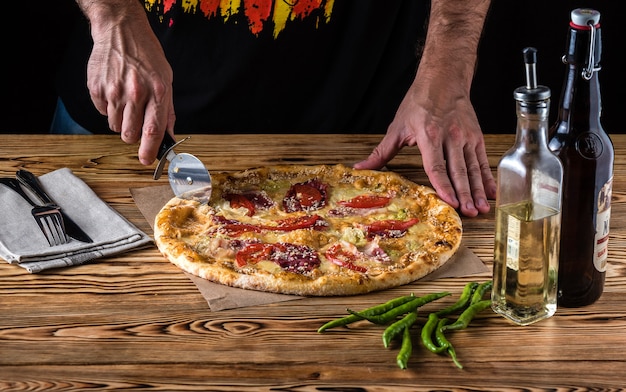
top-left (154, 164), bottom-right (462, 296)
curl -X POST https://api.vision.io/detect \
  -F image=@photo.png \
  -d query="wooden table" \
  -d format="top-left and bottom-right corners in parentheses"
top-left (1, 134), bottom-right (624, 390)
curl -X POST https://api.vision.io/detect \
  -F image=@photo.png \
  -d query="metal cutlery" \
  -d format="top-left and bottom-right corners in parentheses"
top-left (15, 170), bottom-right (94, 244)
top-left (0, 178), bottom-right (68, 247)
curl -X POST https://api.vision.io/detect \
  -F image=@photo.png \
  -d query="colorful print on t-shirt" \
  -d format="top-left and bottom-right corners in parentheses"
top-left (145, 0), bottom-right (335, 38)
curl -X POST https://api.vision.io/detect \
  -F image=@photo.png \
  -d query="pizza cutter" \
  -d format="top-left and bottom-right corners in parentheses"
top-left (153, 133), bottom-right (212, 203)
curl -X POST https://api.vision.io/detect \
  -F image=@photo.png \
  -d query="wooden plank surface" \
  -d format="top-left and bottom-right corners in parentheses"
top-left (1, 134), bottom-right (625, 390)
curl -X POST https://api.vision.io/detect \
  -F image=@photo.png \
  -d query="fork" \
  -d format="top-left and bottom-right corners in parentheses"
top-left (0, 178), bottom-right (68, 246)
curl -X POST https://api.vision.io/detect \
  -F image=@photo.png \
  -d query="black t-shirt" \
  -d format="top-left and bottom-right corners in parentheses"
top-left (57, 0), bottom-right (429, 134)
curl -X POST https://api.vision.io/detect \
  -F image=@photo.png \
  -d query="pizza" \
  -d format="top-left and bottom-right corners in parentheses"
top-left (154, 164), bottom-right (462, 296)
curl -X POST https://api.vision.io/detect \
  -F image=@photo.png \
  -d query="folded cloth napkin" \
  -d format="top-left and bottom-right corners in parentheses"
top-left (0, 168), bottom-right (152, 273)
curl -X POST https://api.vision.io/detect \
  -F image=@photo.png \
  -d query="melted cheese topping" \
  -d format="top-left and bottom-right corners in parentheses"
top-left (173, 165), bottom-right (461, 279)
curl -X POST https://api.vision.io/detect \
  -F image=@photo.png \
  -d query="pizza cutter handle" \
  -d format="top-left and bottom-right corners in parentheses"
top-left (157, 132), bottom-right (177, 161)
top-left (153, 133), bottom-right (191, 180)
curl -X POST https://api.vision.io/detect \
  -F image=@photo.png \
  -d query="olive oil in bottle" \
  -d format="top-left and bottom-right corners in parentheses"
top-left (491, 48), bottom-right (563, 325)
top-left (493, 201), bottom-right (560, 324)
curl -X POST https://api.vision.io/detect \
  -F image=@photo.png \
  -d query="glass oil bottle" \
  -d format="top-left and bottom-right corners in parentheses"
top-left (491, 47), bottom-right (563, 325)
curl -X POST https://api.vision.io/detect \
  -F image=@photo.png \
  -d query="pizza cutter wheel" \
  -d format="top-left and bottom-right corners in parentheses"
top-left (153, 133), bottom-right (212, 203)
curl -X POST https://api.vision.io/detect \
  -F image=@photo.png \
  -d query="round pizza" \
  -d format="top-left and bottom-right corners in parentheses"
top-left (154, 164), bottom-right (462, 296)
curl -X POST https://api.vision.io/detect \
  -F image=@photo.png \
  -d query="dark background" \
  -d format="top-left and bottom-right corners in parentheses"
top-left (3, 0), bottom-right (624, 135)
top-left (471, 0), bottom-right (625, 134)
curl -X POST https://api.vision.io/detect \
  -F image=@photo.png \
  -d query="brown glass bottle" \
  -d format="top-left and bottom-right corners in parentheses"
top-left (548, 9), bottom-right (614, 307)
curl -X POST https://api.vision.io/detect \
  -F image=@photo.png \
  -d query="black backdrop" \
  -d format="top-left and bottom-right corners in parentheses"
top-left (471, 0), bottom-right (625, 134)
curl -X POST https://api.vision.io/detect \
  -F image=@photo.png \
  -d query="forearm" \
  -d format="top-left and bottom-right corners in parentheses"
top-left (75, 0), bottom-right (149, 37)
top-left (419, 0), bottom-right (492, 92)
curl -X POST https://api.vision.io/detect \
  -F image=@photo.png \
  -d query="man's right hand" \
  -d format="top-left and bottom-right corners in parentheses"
top-left (79, 0), bottom-right (176, 165)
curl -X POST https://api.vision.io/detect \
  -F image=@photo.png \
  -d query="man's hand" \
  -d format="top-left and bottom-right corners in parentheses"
top-left (79, 0), bottom-right (175, 165)
top-left (355, 0), bottom-right (495, 217)
top-left (354, 78), bottom-right (496, 217)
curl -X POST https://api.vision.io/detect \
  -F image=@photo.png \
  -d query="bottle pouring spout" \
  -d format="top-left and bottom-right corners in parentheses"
top-left (523, 47), bottom-right (538, 90)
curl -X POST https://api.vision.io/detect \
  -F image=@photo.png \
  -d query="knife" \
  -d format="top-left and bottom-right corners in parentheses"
top-left (153, 133), bottom-right (212, 203)
top-left (15, 170), bottom-right (94, 244)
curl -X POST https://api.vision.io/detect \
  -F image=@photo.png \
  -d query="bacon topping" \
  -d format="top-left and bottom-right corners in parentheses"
top-left (324, 241), bottom-right (368, 273)
top-left (361, 237), bottom-right (392, 264)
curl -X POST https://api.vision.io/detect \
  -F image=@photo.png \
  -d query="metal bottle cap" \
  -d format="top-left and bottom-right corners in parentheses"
top-left (571, 8), bottom-right (600, 27)
top-left (568, 9), bottom-right (602, 80)
top-left (514, 47), bottom-right (551, 102)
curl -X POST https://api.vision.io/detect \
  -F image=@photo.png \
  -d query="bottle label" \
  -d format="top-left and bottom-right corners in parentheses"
top-left (594, 177), bottom-right (612, 272)
top-left (532, 170), bottom-right (561, 209)
top-left (506, 215), bottom-right (521, 271)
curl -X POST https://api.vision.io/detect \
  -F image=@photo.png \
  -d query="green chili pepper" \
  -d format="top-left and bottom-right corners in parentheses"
top-left (435, 281), bottom-right (479, 317)
top-left (396, 325), bottom-right (413, 370)
top-left (421, 282), bottom-right (480, 355)
top-left (317, 294), bottom-right (416, 333)
top-left (421, 313), bottom-right (447, 354)
top-left (316, 314), bottom-right (362, 333)
top-left (442, 299), bottom-right (491, 332)
top-left (348, 292), bottom-right (450, 325)
top-left (382, 310), bottom-right (418, 348)
top-left (317, 281), bottom-right (493, 371)
top-left (470, 280), bottom-right (493, 305)
top-left (435, 317), bottom-right (463, 369)
top-left (446, 341), bottom-right (463, 369)
top-left (434, 317), bottom-right (450, 348)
